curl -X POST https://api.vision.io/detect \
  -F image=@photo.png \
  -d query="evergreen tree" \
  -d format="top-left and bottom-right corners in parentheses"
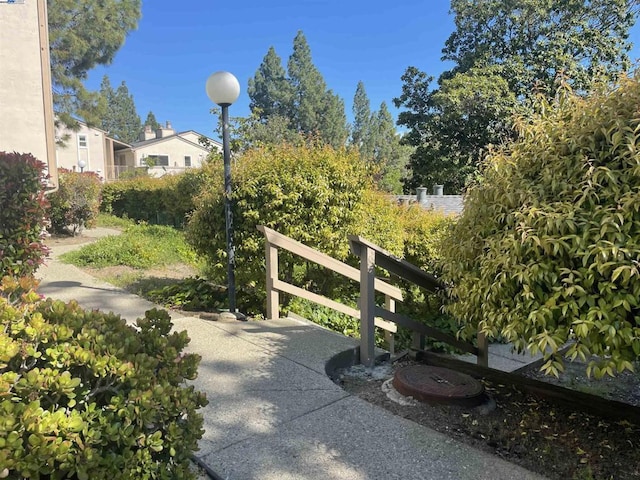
top-left (320, 90), bottom-right (349, 148)
top-left (48, 0), bottom-right (142, 128)
top-left (243, 31), bottom-right (348, 148)
top-left (351, 81), bottom-right (372, 153)
top-left (287, 31), bottom-right (348, 146)
top-left (370, 102), bottom-right (411, 193)
top-left (247, 47), bottom-right (292, 120)
top-left (143, 111), bottom-right (161, 131)
top-left (350, 81), bottom-right (409, 192)
top-left (99, 76), bottom-right (141, 144)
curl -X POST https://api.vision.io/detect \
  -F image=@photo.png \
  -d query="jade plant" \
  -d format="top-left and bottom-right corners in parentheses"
top-left (0, 277), bottom-right (207, 479)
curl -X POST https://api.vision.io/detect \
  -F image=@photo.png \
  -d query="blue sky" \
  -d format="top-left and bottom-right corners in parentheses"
top-left (85, 0), bottom-right (640, 141)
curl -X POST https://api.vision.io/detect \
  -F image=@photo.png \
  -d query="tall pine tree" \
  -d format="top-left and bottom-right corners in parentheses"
top-left (287, 31), bottom-right (348, 147)
top-left (244, 31), bottom-right (348, 148)
top-left (48, 0), bottom-right (142, 128)
top-left (99, 76), bottom-right (141, 144)
top-left (143, 111), bottom-right (161, 131)
top-left (350, 82), bottom-right (410, 193)
top-left (351, 81), bottom-right (372, 152)
top-left (248, 47), bottom-right (292, 120)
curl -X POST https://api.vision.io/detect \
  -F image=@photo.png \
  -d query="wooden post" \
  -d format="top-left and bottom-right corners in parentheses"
top-left (384, 295), bottom-right (396, 356)
top-left (265, 240), bottom-right (279, 320)
top-left (477, 330), bottom-right (489, 367)
top-left (411, 332), bottom-right (425, 353)
top-left (359, 245), bottom-right (376, 367)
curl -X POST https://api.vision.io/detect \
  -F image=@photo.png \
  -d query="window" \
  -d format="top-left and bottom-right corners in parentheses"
top-left (184, 156), bottom-right (191, 167)
top-left (145, 155), bottom-right (169, 167)
top-left (78, 135), bottom-right (87, 148)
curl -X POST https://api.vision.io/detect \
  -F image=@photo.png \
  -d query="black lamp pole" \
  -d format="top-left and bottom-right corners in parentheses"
top-left (221, 103), bottom-right (235, 313)
top-left (206, 71), bottom-right (240, 315)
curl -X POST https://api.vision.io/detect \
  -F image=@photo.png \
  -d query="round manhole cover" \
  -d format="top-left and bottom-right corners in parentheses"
top-left (392, 365), bottom-right (485, 407)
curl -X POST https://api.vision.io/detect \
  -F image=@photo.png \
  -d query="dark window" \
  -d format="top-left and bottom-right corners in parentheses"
top-left (184, 156), bottom-right (191, 167)
top-left (147, 155), bottom-right (169, 166)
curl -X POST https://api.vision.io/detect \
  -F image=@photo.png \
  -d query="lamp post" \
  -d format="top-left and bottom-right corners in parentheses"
top-left (78, 160), bottom-right (86, 173)
top-left (206, 71), bottom-right (240, 313)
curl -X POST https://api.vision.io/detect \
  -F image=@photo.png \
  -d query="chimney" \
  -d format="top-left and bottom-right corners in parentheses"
top-left (141, 125), bottom-right (155, 141)
top-left (416, 186), bottom-right (427, 204)
top-left (433, 184), bottom-right (444, 196)
top-left (155, 121), bottom-right (176, 139)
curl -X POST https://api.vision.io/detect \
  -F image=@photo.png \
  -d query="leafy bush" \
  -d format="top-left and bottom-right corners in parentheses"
top-left (48, 170), bottom-right (102, 235)
top-left (441, 75), bottom-right (640, 377)
top-left (60, 224), bottom-right (198, 269)
top-left (101, 170), bottom-right (209, 227)
top-left (0, 152), bottom-right (49, 278)
top-left (186, 142), bottom-right (374, 313)
top-left (0, 277), bottom-right (207, 479)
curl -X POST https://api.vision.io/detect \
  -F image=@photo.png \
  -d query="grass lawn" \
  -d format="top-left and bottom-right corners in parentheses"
top-left (59, 215), bottom-right (225, 311)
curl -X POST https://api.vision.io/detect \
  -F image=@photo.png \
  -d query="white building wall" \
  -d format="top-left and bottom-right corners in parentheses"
top-left (55, 124), bottom-right (108, 175)
top-left (135, 139), bottom-right (210, 169)
top-left (0, 0), bottom-right (57, 186)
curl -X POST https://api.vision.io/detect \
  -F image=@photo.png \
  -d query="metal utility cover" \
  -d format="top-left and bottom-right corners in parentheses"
top-left (393, 365), bottom-right (485, 407)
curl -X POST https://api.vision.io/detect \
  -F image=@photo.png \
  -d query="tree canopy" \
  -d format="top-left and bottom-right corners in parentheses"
top-left (143, 111), bottom-right (161, 132)
top-left (396, 0), bottom-right (639, 192)
top-left (48, 0), bottom-right (142, 128)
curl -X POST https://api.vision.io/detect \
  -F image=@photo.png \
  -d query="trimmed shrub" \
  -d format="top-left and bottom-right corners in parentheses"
top-left (0, 277), bottom-right (207, 479)
top-left (186, 140), bottom-right (457, 337)
top-left (101, 170), bottom-right (209, 227)
top-left (186, 142), bottom-right (374, 313)
top-left (441, 75), bottom-right (640, 377)
top-left (0, 152), bottom-right (49, 278)
top-left (48, 170), bottom-right (102, 235)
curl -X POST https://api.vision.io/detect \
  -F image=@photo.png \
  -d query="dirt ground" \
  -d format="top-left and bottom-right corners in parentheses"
top-left (336, 357), bottom-right (640, 480)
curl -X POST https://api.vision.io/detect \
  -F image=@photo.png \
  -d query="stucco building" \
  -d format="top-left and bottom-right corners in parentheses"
top-left (0, 0), bottom-right (57, 187)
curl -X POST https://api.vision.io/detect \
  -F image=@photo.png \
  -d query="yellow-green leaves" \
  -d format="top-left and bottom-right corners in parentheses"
top-left (442, 73), bottom-right (640, 376)
top-left (1, 291), bottom-right (206, 479)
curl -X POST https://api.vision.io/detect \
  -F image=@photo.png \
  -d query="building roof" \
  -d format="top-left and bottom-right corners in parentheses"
top-left (395, 194), bottom-right (465, 216)
top-left (131, 130), bottom-right (220, 150)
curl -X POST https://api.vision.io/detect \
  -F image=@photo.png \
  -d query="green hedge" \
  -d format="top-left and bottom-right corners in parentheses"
top-left (0, 277), bottom-right (207, 479)
top-left (0, 152), bottom-right (49, 278)
top-left (186, 142), bottom-right (374, 313)
top-left (101, 170), bottom-right (209, 227)
top-left (186, 142), bottom-right (458, 348)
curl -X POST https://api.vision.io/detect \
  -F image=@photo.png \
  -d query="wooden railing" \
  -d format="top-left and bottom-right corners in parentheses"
top-left (258, 226), bottom-right (401, 351)
top-left (349, 235), bottom-right (488, 368)
top-left (258, 226), bottom-right (488, 369)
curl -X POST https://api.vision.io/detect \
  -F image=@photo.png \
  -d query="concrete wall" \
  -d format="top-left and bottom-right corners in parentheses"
top-left (0, 0), bottom-right (57, 187)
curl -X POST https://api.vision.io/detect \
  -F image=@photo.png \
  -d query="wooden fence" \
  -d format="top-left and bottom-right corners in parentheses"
top-left (259, 226), bottom-right (401, 350)
top-left (258, 225), bottom-right (488, 368)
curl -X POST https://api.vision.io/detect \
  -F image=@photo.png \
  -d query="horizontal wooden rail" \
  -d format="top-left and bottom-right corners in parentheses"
top-left (258, 225), bottom-right (400, 348)
top-left (374, 307), bottom-right (477, 355)
top-left (260, 226), bottom-right (403, 300)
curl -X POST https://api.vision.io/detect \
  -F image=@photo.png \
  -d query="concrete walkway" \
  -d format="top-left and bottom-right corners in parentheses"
top-left (36, 229), bottom-right (546, 480)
